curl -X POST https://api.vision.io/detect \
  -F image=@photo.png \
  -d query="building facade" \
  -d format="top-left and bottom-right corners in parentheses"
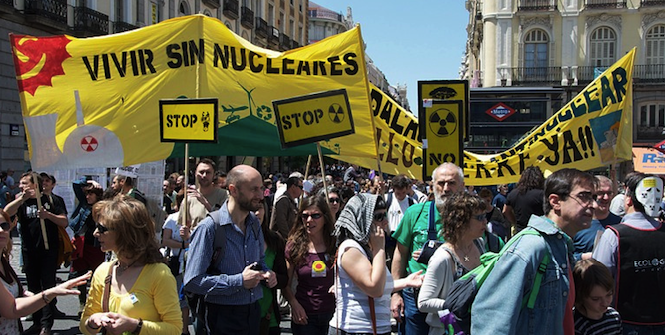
top-left (463, 0), bottom-right (665, 176)
top-left (0, 0), bottom-right (308, 173)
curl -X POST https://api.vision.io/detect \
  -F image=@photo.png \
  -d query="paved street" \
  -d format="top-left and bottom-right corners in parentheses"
top-left (10, 237), bottom-right (294, 335)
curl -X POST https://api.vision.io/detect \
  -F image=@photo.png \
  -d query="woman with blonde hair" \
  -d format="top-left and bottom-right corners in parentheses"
top-left (80, 196), bottom-right (182, 335)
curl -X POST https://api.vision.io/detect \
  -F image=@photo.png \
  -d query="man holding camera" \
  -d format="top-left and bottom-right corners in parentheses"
top-left (390, 163), bottom-right (465, 335)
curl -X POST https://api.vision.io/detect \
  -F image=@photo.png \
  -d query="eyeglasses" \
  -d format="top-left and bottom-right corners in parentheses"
top-left (0, 221), bottom-right (10, 231)
top-left (95, 223), bottom-right (113, 234)
top-left (301, 213), bottom-right (322, 221)
top-left (569, 192), bottom-right (598, 206)
top-left (329, 197), bottom-right (341, 204)
top-left (473, 214), bottom-right (487, 222)
top-left (373, 211), bottom-right (388, 222)
top-left (296, 185), bottom-right (303, 189)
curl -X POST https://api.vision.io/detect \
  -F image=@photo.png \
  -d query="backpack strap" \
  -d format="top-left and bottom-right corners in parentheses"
top-left (206, 211), bottom-right (227, 273)
top-left (427, 201), bottom-right (437, 240)
top-left (506, 228), bottom-right (552, 310)
top-left (386, 192), bottom-right (393, 209)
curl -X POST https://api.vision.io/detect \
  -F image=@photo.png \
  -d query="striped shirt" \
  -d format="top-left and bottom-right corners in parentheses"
top-left (183, 202), bottom-right (267, 305)
top-left (574, 307), bottom-right (622, 335)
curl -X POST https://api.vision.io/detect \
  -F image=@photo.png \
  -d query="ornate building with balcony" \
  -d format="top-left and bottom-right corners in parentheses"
top-left (0, 0), bottom-right (308, 172)
top-left (463, 0), bottom-right (665, 170)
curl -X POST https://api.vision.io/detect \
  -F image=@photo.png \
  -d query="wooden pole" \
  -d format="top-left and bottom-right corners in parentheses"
top-left (181, 144), bottom-right (189, 226)
top-left (317, 143), bottom-right (329, 203)
top-left (31, 172), bottom-right (49, 250)
top-left (299, 155), bottom-right (312, 209)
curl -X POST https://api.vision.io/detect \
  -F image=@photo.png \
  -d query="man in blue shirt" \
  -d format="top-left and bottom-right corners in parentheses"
top-left (184, 164), bottom-right (276, 335)
top-left (572, 175), bottom-right (621, 262)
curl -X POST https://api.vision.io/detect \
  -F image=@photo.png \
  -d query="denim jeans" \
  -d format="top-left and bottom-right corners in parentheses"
top-left (292, 312), bottom-right (333, 335)
top-left (206, 301), bottom-right (260, 335)
top-left (623, 324), bottom-right (665, 335)
top-left (398, 287), bottom-right (429, 335)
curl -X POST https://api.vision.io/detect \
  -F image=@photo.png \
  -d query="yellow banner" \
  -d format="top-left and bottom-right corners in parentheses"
top-left (422, 100), bottom-right (463, 178)
top-left (337, 50), bottom-right (635, 185)
top-left (11, 15), bottom-right (376, 169)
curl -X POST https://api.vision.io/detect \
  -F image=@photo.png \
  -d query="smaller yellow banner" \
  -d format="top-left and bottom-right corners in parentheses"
top-left (159, 98), bottom-right (218, 142)
top-left (273, 89), bottom-right (354, 148)
top-left (420, 80), bottom-right (469, 140)
top-left (422, 101), bottom-right (464, 178)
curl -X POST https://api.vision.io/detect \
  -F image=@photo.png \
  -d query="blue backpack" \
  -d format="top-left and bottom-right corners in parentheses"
top-left (441, 228), bottom-right (551, 334)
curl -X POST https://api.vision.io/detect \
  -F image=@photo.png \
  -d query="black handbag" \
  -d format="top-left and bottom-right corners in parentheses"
top-left (167, 248), bottom-right (182, 276)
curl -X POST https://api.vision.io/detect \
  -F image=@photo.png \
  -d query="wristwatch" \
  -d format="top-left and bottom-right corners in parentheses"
top-left (132, 318), bottom-right (143, 334)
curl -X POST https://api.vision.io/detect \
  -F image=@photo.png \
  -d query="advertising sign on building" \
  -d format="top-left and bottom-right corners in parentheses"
top-left (485, 103), bottom-right (516, 121)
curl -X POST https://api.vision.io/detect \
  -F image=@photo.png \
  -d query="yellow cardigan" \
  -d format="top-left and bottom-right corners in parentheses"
top-left (80, 261), bottom-right (182, 335)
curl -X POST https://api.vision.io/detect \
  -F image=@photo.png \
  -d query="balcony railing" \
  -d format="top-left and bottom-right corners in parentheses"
top-left (585, 0), bottom-right (626, 8)
top-left (518, 0), bottom-right (557, 11)
top-left (24, 0), bottom-right (67, 29)
top-left (292, 40), bottom-right (300, 48)
top-left (641, 0), bottom-right (665, 6)
top-left (636, 126), bottom-right (664, 141)
top-left (255, 17), bottom-right (268, 38)
top-left (268, 26), bottom-right (279, 45)
top-left (113, 20), bottom-right (138, 33)
top-left (510, 67), bottom-right (562, 86)
top-left (279, 33), bottom-right (291, 50)
top-left (240, 6), bottom-right (253, 28)
top-left (223, 0), bottom-right (238, 19)
top-left (633, 64), bottom-right (665, 83)
top-left (73, 6), bottom-right (109, 36)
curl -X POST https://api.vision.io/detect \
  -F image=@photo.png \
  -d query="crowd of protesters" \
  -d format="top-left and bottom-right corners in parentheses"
top-left (0, 161), bottom-right (663, 335)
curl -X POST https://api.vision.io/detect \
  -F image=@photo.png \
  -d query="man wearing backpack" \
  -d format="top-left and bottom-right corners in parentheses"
top-left (471, 168), bottom-right (597, 335)
top-left (184, 164), bottom-right (276, 335)
top-left (386, 174), bottom-right (416, 269)
top-left (391, 163), bottom-right (465, 335)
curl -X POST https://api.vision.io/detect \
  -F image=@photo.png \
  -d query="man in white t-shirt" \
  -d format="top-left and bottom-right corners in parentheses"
top-left (385, 174), bottom-right (415, 270)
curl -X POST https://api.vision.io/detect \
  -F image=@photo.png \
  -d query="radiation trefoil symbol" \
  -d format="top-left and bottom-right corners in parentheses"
top-left (428, 108), bottom-right (457, 137)
top-left (80, 135), bottom-right (98, 152)
top-left (328, 103), bottom-right (345, 123)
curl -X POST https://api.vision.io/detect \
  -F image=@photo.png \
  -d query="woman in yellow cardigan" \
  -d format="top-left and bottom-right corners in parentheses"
top-left (80, 196), bottom-right (182, 335)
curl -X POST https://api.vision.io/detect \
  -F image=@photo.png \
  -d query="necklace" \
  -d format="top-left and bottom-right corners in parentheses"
top-left (116, 259), bottom-right (139, 277)
top-left (457, 243), bottom-right (475, 262)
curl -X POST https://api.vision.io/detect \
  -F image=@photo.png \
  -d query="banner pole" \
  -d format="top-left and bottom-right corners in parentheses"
top-left (181, 143), bottom-right (189, 226)
top-left (317, 143), bottom-right (329, 203)
top-left (299, 155), bottom-right (312, 209)
top-left (31, 172), bottom-right (49, 250)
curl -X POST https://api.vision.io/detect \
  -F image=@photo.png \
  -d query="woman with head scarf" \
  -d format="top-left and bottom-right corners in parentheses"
top-left (329, 194), bottom-right (423, 335)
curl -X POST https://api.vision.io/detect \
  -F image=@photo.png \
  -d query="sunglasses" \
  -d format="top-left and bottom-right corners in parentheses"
top-left (329, 197), bottom-right (341, 204)
top-left (373, 211), bottom-right (388, 222)
top-left (473, 214), bottom-right (487, 222)
top-left (95, 223), bottom-right (113, 234)
top-left (301, 213), bottom-right (323, 221)
top-left (0, 221), bottom-right (10, 231)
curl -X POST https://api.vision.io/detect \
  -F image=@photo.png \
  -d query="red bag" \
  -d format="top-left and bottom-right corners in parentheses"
top-left (71, 235), bottom-right (85, 261)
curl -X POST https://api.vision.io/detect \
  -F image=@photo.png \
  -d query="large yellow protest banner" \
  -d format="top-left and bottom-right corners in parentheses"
top-left (11, 15), bottom-right (377, 170)
top-left (341, 50), bottom-right (635, 185)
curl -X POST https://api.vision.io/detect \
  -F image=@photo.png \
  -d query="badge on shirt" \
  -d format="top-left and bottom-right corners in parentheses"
top-left (129, 293), bottom-right (139, 304)
top-left (311, 260), bottom-right (327, 278)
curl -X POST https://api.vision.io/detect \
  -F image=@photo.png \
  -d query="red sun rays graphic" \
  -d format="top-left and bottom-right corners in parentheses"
top-left (81, 136), bottom-right (98, 152)
top-left (10, 34), bottom-right (72, 96)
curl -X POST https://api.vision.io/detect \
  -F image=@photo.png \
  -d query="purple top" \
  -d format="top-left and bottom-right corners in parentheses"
top-left (286, 242), bottom-right (335, 314)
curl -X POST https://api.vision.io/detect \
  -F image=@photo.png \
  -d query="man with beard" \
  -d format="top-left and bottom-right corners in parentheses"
top-left (572, 175), bottom-right (621, 262)
top-left (390, 162), bottom-right (465, 335)
top-left (184, 164), bottom-right (277, 335)
top-left (180, 158), bottom-right (228, 229)
top-left (472, 168), bottom-right (597, 335)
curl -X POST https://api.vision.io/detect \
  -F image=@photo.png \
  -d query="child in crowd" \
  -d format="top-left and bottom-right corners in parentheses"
top-left (572, 259), bottom-right (622, 335)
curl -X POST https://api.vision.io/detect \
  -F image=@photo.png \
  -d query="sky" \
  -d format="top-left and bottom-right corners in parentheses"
top-left (311, 1), bottom-right (469, 112)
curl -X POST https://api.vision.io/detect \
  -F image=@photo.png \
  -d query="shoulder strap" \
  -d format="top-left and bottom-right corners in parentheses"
top-left (427, 201), bottom-right (437, 240)
top-left (207, 211), bottom-right (227, 272)
top-left (509, 228), bottom-right (551, 309)
top-left (102, 261), bottom-right (116, 313)
top-left (386, 192), bottom-right (393, 209)
top-left (368, 296), bottom-right (377, 335)
top-left (408, 195), bottom-right (414, 206)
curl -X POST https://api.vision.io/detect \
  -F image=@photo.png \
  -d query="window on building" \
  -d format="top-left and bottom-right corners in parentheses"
top-left (646, 25), bottom-right (665, 64)
top-left (254, 0), bottom-right (262, 16)
top-left (279, 12), bottom-right (284, 31)
top-left (178, 1), bottom-right (189, 16)
top-left (639, 103), bottom-right (665, 127)
top-left (203, 9), bottom-right (212, 16)
top-left (524, 29), bottom-right (549, 79)
top-left (116, 0), bottom-right (125, 21)
top-left (289, 19), bottom-right (294, 36)
top-left (268, 3), bottom-right (274, 25)
top-left (589, 26), bottom-right (616, 67)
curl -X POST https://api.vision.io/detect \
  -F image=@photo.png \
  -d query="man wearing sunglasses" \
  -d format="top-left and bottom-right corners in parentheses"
top-left (5, 173), bottom-right (67, 335)
top-left (472, 168), bottom-right (597, 335)
top-left (269, 176), bottom-right (302, 240)
top-left (594, 172), bottom-right (665, 335)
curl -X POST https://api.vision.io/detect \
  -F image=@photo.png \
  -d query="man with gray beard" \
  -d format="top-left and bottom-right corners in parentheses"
top-left (390, 163), bottom-right (465, 335)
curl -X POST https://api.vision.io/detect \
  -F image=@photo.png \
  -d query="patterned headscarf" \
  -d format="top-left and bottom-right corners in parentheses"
top-left (333, 193), bottom-right (379, 248)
